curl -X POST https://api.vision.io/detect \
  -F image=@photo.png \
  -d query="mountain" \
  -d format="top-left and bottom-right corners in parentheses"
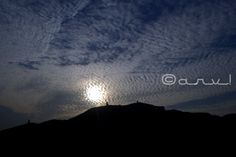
top-left (1, 102), bottom-right (236, 146)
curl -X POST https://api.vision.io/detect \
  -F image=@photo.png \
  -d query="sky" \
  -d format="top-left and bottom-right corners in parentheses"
top-left (0, 0), bottom-right (236, 130)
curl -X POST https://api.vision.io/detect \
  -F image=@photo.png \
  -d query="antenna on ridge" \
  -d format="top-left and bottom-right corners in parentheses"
top-left (105, 100), bottom-right (109, 106)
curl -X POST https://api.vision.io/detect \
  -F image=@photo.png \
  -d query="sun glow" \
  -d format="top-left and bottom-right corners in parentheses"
top-left (85, 84), bottom-right (106, 103)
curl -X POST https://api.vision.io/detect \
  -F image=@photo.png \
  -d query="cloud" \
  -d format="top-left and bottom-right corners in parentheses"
top-left (132, 0), bottom-right (236, 74)
top-left (9, 60), bottom-right (41, 70)
top-left (5, 0), bottom-right (236, 70)
top-left (44, 0), bottom-right (146, 66)
top-left (167, 91), bottom-right (236, 115)
top-left (33, 89), bottom-right (89, 121)
top-left (15, 76), bottom-right (49, 92)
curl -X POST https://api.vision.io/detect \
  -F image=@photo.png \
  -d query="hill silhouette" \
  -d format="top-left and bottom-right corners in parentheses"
top-left (1, 102), bottom-right (236, 147)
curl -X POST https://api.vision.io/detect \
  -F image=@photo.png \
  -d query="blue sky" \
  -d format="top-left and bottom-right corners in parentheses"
top-left (0, 0), bottom-right (236, 130)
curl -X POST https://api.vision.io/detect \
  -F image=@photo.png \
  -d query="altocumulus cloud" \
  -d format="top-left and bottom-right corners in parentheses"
top-left (0, 0), bottom-right (236, 130)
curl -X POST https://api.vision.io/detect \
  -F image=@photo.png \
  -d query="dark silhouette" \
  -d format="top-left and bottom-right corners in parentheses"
top-left (1, 102), bottom-right (236, 147)
top-left (105, 100), bottom-right (109, 106)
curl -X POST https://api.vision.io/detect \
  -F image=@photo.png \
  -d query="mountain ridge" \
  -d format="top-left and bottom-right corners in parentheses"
top-left (1, 102), bottom-right (236, 144)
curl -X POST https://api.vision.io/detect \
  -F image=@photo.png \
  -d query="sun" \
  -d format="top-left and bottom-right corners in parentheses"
top-left (86, 85), bottom-right (106, 103)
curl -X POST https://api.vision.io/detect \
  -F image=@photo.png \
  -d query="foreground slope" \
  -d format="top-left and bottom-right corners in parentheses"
top-left (1, 102), bottom-right (236, 144)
